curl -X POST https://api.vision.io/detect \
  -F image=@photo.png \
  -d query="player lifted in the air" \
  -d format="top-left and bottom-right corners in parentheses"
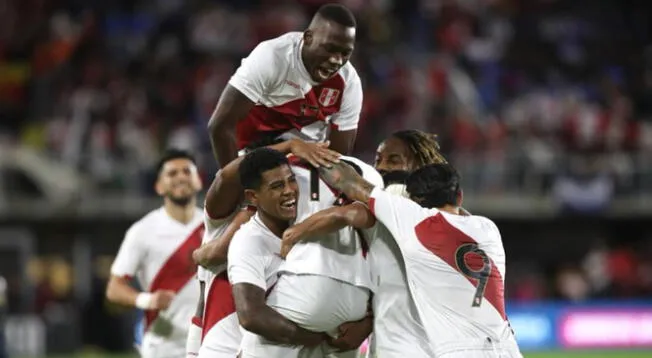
top-left (317, 161), bottom-right (523, 358)
top-left (208, 3), bottom-right (362, 168)
top-left (106, 150), bottom-right (204, 358)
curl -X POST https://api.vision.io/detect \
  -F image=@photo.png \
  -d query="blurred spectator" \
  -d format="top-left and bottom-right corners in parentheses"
top-left (0, 0), bottom-right (647, 198)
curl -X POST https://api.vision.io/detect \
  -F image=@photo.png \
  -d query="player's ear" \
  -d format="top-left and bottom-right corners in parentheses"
top-left (192, 172), bottom-right (203, 191)
top-left (154, 176), bottom-right (165, 196)
top-left (244, 189), bottom-right (258, 207)
top-left (303, 30), bottom-right (313, 45)
top-left (456, 189), bottom-right (463, 207)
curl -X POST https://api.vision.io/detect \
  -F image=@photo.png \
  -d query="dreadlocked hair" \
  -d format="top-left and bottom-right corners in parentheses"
top-left (390, 130), bottom-right (448, 168)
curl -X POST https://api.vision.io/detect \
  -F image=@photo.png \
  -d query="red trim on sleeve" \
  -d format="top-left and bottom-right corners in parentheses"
top-left (244, 205), bottom-right (257, 212)
top-left (191, 315), bottom-right (203, 327)
top-left (368, 197), bottom-right (376, 216)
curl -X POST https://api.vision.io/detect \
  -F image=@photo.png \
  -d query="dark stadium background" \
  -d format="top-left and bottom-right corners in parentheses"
top-left (0, 0), bottom-right (651, 357)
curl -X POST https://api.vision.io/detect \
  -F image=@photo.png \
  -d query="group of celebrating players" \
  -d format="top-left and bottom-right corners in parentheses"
top-left (105, 3), bottom-right (523, 358)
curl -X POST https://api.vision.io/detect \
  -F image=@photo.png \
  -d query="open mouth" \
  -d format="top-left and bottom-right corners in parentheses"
top-left (317, 67), bottom-right (337, 80)
top-left (280, 198), bottom-right (297, 210)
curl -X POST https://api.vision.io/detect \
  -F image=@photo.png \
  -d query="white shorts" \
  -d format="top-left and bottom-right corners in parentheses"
top-left (267, 273), bottom-right (370, 334)
top-left (140, 333), bottom-right (185, 358)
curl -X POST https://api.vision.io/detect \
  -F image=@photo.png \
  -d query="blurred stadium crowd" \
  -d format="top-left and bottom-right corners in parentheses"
top-left (1, 0), bottom-right (652, 342)
top-left (1, 0), bottom-right (650, 198)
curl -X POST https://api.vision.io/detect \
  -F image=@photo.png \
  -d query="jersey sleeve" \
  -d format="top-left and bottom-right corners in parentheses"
top-left (228, 42), bottom-right (281, 104)
top-left (368, 187), bottom-right (437, 245)
top-left (330, 70), bottom-right (362, 131)
top-left (110, 224), bottom-right (144, 278)
top-left (227, 231), bottom-right (268, 290)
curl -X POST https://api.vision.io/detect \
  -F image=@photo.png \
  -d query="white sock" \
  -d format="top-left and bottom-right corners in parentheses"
top-left (185, 316), bottom-right (203, 358)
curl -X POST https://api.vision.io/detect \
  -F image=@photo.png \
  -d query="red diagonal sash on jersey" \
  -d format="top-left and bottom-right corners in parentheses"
top-left (145, 223), bottom-right (204, 331)
top-left (201, 271), bottom-right (235, 340)
top-left (414, 214), bottom-right (506, 319)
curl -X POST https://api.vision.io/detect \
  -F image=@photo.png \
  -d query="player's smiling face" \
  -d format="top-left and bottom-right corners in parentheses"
top-left (250, 165), bottom-right (299, 221)
top-left (156, 158), bottom-right (202, 206)
top-left (303, 21), bottom-right (355, 82)
top-left (374, 137), bottom-right (415, 175)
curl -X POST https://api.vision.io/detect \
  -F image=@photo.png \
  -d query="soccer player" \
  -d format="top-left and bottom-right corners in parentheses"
top-left (281, 130), bottom-right (447, 357)
top-left (106, 149), bottom-right (204, 358)
top-left (374, 130), bottom-right (447, 175)
top-left (185, 140), bottom-right (340, 358)
top-left (208, 3), bottom-right (362, 168)
top-left (317, 161), bottom-right (523, 358)
top-left (230, 148), bottom-right (383, 358)
top-left (234, 154), bottom-right (382, 358)
top-left (228, 148), bottom-right (329, 357)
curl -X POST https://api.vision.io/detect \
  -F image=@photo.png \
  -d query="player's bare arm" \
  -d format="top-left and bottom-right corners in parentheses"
top-left (280, 202), bottom-right (374, 258)
top-left (318, 161), bottom-right (375, 204)
top-left (232, 283), bottom-right (325, 347)
top-left (106, 276), bottom-right (174, 311)
top-left (193, 208), bottom-right (255, 267)
top-left (207, 85), bottom-right (256, 167)
top-left (328, 128), bottom-right (357, 155)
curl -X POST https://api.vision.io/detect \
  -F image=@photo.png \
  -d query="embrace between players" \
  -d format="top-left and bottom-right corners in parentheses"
top-left (106, 3), bottom-right (523, 358)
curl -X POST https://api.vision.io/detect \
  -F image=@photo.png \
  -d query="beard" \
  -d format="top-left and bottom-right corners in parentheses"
top-left (167, 194), bottom-right (193, 207)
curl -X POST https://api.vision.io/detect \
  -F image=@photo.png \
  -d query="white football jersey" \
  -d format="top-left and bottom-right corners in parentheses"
top-left (279, 155), bottom-right (384, 290)
top-left (110, 207), bottom-right (203, 341)
top-left (367, 187), bottom-right (517, 353)
top-left (229, 32), bottom-right (363, 149)
top-left (227, 213), bottom-right (284, 292)
top-left (197, 209), bottom-right (241, 357)
top-left (367, 224), bottom-right (434, 357)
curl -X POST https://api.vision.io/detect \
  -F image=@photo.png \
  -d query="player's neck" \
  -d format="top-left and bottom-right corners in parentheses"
top-left (440, 205), bottom-right (460, 215)
top-left (163, 199), bottom-right (197, 225)
top-left (258, 211), bottom-right (289, 238)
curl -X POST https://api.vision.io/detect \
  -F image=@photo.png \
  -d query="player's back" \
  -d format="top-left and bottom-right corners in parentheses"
top-left (367, 188), bottom-right (519, 356)
top-left (367, 223), bottom-right (434, 357)
top-left (417, 213), bottom-right (510, 338)
top-left (279, 155), bottom-right (383, 290)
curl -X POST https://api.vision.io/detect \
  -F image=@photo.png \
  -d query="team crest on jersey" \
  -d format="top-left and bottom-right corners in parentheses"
top-left (318, 88), bottom-right (340, 107)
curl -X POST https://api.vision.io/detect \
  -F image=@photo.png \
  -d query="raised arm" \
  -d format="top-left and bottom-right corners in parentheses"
top-left (280, 202), bottom-right (374, 258)
top-left (318, 161), bottom-right (376, 204)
